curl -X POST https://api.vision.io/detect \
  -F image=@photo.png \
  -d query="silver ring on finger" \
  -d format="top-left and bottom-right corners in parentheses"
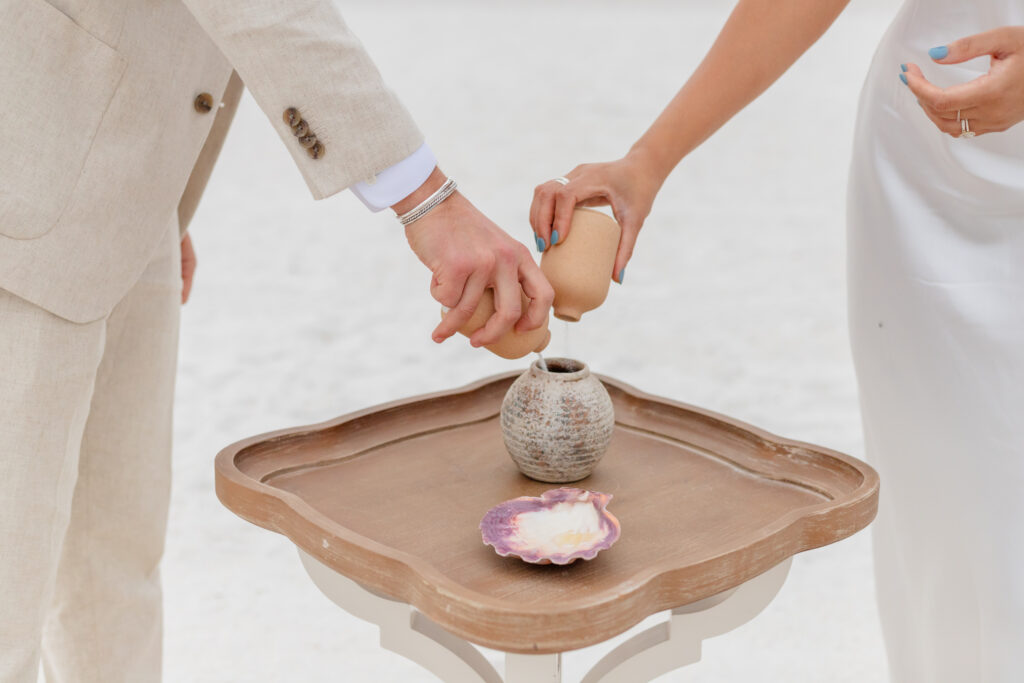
top-left (961, 117), bottom-right (976, 138)
top-left (551, 176), bottom-right (570, 186)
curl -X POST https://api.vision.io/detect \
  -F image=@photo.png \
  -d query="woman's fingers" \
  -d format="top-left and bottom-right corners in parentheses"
top-left (550, 185), bottom-right (578, 247)
top-left (533, 178), bottom-right (583, 251)
top-left (532, 170), bottom-right (611, 252)
top-left (577, 196), bottom-right (612, 208)
top-left (904, 63), bottom-right (991, 136)
top-left (531, 158), bottom-right (653, 284)
top-left (918, 100), bottom-right (979, 121)
top-left (915, 100), bottom-right (991, 137)
top-left (903, 62), bottom-right (986, 113)
top-left (931, 28), bottom-right (1018, 65)
top-left (611, 216), bottom-right (640, 285)
top-left (531, 181), bottom-right (559, 252)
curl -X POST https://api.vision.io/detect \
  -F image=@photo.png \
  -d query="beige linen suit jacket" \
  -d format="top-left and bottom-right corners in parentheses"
top-left (0, 0), bottom-right (423, 323)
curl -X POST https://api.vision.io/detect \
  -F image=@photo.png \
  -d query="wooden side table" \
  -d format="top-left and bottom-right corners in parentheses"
top-left (216, 372), bottom-right (877, 682)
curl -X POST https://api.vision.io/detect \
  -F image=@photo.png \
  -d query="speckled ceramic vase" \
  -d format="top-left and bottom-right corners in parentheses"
top-left (500, 358), bottom-right (615, 483)
top-left (444, 289), bottom-right (551, 359)
top-left (540, 208), bottom-right (621, 322)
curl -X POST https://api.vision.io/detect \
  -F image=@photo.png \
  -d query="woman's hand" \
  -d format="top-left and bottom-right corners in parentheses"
top-left (181, 233), bottom-right (196, 304)
top-left (529, 149), bottom-right (663, 283)
top-left (903, 27), bottom-right (1024, 137)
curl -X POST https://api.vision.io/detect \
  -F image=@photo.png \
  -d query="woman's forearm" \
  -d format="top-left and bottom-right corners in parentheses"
top-left (631, 0), bottom-right (851, 180)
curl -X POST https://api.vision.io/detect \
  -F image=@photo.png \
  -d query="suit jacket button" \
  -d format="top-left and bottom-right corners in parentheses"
top-left (293, 119), bottom-right (309, 137)
top-left (283, 107), bottom-right (301, 128)
top-left (307, 141), bottom-right (325, 160)
top-left (194, 92), bottom-right (214, 113)
top-left (298, 134), bottom-right (317, 149)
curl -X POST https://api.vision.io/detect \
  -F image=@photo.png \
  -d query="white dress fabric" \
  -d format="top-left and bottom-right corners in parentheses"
top-left (848, 1), bottom-right (1024, 681)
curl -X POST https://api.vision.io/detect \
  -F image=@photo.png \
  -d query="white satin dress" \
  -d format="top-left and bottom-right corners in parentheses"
top-left (847, 1), bottom-right (1024, 681)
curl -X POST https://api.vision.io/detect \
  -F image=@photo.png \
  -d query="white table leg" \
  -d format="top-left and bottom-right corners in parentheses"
top-left (580, 558), bottom-right (793, 683)
top-left (504, 653), bottom-right (562, 683)
top-left (299, 549), bottom-right (790, 683)
top-left (298, 549), bottom-right (502, 683)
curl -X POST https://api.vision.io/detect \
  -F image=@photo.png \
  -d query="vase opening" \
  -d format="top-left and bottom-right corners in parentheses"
top-left (533, 357), bottom-right (586, 375)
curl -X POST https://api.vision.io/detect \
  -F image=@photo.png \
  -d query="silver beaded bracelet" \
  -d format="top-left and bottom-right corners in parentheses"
top-left (397, 177), bottom-right (458, 226)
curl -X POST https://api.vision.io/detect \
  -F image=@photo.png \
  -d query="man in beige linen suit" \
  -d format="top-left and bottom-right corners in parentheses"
top-left (0, 1), bottom-right (553, 680)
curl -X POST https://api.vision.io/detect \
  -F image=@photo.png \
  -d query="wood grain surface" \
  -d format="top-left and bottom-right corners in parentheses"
top-left (215, 372), bottom-right (878, 654)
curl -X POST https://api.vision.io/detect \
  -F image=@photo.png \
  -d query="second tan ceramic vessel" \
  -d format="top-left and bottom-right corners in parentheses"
top-left (446, 289), bottom-right (550, 359)
top-left (541, 208), bottom-right (621, 322)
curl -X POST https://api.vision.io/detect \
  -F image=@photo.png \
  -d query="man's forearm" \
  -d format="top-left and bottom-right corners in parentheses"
top-left (180, 0), bottom-right (423, 200)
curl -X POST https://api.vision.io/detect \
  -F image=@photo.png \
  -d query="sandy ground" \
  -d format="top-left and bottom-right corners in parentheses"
top-left (166, 1), bottom-right (903, 680)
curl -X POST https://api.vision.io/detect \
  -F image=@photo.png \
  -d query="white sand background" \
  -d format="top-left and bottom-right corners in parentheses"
top-left (167, 1), bottom-right (905, 680)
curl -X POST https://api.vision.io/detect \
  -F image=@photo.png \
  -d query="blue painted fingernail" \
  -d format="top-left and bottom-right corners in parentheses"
top-left (551, 230), bottom-right (560, 245)
top-left (929, 46), bottom-right (948, 60)
top-left (536, 235), bottom-right (546, 253)
top-left (899, 73), bottom-right (908, 85)
top-left (900, 63), bottom-right (908, 72)
top-left (618, 267), bottom-right (625, 284)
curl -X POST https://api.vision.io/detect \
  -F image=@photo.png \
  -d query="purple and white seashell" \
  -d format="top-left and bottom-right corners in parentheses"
top-left (480, 488), bottom-right (621, 565)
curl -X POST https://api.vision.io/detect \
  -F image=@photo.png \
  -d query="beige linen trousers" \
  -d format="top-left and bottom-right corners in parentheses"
top-left (1, 0), bottom-right (424, 680)
top-left (0, 219), bottom-right (180, 682)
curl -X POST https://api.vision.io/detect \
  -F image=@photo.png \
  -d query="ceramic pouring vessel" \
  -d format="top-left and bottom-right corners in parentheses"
top-left (540, 208), bottom-right (621, 322)
top-left (501, 357), bottom-right (615, 483)
top-left (444, 289), bottom-right (550, 359)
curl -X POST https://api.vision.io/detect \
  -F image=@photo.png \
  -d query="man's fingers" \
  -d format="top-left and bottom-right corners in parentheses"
top-left (180, 234), bottom-right (196, 304)
top-left (515, 259), bottom-right (554, 333)
top-left (429, 261), bottom-right (473, 336)
top-left (181, 272), bottom-right (193, 304)
top-left (934, 28), bottom-right (1016, 65)
top-left (432, 269), bottom-right (487, 343)
top-left (903, 63), bottom-right (987, 112)
top-left (471, 264), bottom-right (521, 347)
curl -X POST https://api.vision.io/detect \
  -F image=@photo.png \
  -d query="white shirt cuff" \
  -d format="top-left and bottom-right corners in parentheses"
top-left (350, 143), bottom-right (437, 212)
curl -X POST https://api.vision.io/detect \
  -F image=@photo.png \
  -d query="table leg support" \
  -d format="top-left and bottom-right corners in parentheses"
top-left (580, 558), bottom-right (792, 683)
top-left (300, 549), bottom-right (790, 683)
top-left (505, 653), bottom-right (562, 683)
top-left (298, 549), bottom-right (503, 683)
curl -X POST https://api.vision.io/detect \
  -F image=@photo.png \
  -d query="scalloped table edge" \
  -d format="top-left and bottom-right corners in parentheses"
top-left (215, 371), bottom-right (879, 654)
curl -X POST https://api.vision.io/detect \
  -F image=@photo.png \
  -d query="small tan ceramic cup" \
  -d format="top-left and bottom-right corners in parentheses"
top-left (540, 208), bottom-right (621, 322)
top-left (444, 289), bottom-right (550, 359)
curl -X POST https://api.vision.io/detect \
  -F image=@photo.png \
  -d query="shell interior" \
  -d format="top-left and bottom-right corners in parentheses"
top-left (480, 488), bottom-right (620, 565)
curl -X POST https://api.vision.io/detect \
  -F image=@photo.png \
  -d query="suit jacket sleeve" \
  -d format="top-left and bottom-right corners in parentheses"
top-left (180, 0), bottom-right (425, 200)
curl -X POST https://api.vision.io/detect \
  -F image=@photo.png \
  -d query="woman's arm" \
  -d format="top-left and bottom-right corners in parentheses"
top-left (530, 0), bottom-right (850, 282)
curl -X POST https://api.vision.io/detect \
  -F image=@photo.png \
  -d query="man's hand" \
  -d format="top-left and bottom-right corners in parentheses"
top-left (399, 168), bottom-right (554, 347)
top-left (181, 233), bottom-right (196, 304)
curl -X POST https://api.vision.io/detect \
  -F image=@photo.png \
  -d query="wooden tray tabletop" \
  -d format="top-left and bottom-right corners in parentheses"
top-left (215, 372), bottom-right (878, 654)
